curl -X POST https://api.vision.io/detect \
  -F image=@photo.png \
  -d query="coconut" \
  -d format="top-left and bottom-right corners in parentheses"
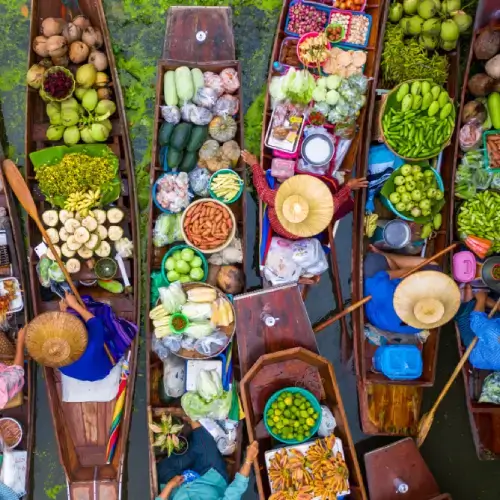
top-left (452, 11), bottom-right (472, 34)
top-left (389, 3), bottom-right (403, 23)
top-left (440, 38), bottom-right (457, 51)
top-left (51, 54), bottom-right (69, 67)
top-left (403, 0), bottom-right (419, 15)
top-left (47, 36), bottom-right (68, 58)
top-left (467, 73), bottom-right (494, 97)
top-left (440, 19), bottom-right (459, 42)
top-left (33, 36), bottom-right (49, 57)
top-left (76, 63), bottom-right (97, 89)
top-left (407, 15), bottom-right (424, 36)
top-left (62, 23), bottom-right (82, 44)
top-left (441, 0), bottom-right (460, 14)
top-left (419, 34), bottom-right (438, 50)
top-left (90, 123), bottom-right (109, 142)
top-left (82, 27), bottom-right (103, 49)
top-left (41, 17), bottom-right (65, 37)
top-left (417, 0), bottom-right (437, 19)
top-left (82, 89), bottom-right (98, 111)
top-left (462, 100), bottom-right (487, 124)
top-left (474, 27), bottom-right (500, 60)
top-left (80, 126), bottom-right (95, 144)
top-left (400, 17), bottom-right (410, 34)
top-left (26, 64), bottom-right (46, 89)
top-left (69, 41), bottom-right (90, 64)
top-left (485, 54), bottom-right (500, 80)
top-left (422, 18), bottom-right (441, 36)
top-left (88, 50), bottom-right (108, 71)
top-left (72, 15), bottom-right (90, 30)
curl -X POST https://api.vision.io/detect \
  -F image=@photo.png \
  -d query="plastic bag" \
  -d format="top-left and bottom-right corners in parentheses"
top-left (193, 87), bottom-right (218, 109)
top-left (152, 337), bottom-right (170, 362)
top-left (264, 237), bottom-right (303, 285)
top-left (181, 102), bottom-right (197, 122)
top-left (220, 68), bottom-right (240, 94)
top-left (153, 213), bottom-right (183, 247)
top-left (459, 120), bottom-right (483, 152)
top-left (181, 389), bottom-right (232, 420)
top-left (159, 282), bottom-right (187, 314)
top-left (491, 172), bottom-right (500, 190)
top-left (473, 168), bottom-right (492, 190)
top-left (48, 261), bottom-right (65, 282)
top-left (203, 72), bottom-right (225, 97)
top-left (318, 406), bottom-right (337, 437)
top-left (199, 418), bottom-right (237, 455)
top-left (36, 257), bottom-right (52, 287)
top-left (189, 106), bottom-right (213, 126)
top-left (213, 95), bottom-right (239, 117)
top-left (162, 335), bottom-right (182, 353)
top-left (196, 369), bottom-right (223, 401)
top-left (189, 167), bottom-right (211, 197)
top-left (181, 302), bottom-right (212, 321)
top-left (199, 140), bottom-right (220, 161)
top-left (347, 73), bottom-right (369, 94)
top-left (181, 336), bottom-right (197, 351)
top-left (291, 239), bottom-right (329, 275)
top-left (160, 105), bottom-right (181, 124)
top-left (463, 235), bottom-right (493, 259)
top-left (163, 354), bottom-right (186, 398)
top-left (479, 372), bottom-right (500, 404)
top-left (184, 320), bottom-right (215, 339)
top-left (208, 238), bottom-right (243, 265)
top-left (194, 331), bottom-right (228, 357)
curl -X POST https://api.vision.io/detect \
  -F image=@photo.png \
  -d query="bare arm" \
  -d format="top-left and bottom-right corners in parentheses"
top-left (13, 328), bottom-right (25, 367)
top-left (60, 293), bottom-right (94, 322)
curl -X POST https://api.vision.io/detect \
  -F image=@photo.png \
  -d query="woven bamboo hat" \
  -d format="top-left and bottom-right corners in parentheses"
top-left (25, 312), bottom-right (87, 368)
top-left (275, 175), bottom-right (334, 237)
top-left (393, 270), bottom-right (461, 329)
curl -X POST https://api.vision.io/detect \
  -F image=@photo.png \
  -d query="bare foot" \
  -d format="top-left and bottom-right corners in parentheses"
top-left (368, 244), bottom-right (383, 255)
top-left (463, 283), bottom-right (473, 303)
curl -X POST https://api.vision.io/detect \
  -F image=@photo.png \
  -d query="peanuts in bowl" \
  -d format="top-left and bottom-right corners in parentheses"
top-left (181, 199), bottom-right (236, 253)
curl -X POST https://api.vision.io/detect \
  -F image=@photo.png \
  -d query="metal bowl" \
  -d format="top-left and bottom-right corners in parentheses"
top-left (301, 133), bottom-right (335, 167)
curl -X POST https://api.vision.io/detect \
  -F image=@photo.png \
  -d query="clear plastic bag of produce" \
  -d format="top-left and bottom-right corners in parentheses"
top-left (220, 68), bottom-right (240, 94)
top-left (313, 101), bottom-right (330, 116)
top-left (291, 239), bottom-right (328, 275)
top-left (462, 149), bottom-right (483, 168)
top-left (160, 105), bottom-right (181, 124)
top-left (491, 172), bottom-right (500, 190)
top-left (36, 257), bottom-right (52, 287)
top-left (181, 336), bottom-right (197, 351)
top-left (189, 167), bottom-right (211, 197)
top-left (153, 213), bottom-right (183, 247)
top-left (161, 335), bottom-right (183, 353)
top-left (181, 388), bottom-right (232, 420)
top-left (213, 95), bottom-right (239, 117)
top-left (347, 73), bottom-right (369, 94)
top-left (473, 168), bottom-right (492, 190)
top-left (194, 331), bottom-right (228, 357)
top-left (203, 72), bottom-right (225, 97)
top-left (152, 337), bottom-right (171, 362)
top-left (318, 406), bottom-right (337, 437)
top-left (193, 87), bottom-right (218, 109)
top-left (163, 353), bottom-right (186, 398)
top-left (159, 282), bottom-right (187, 314)
top-left (459, 119), bottom-right (483, 152)
top-left (181, 102), bottom-right (198, 122)
top-left (264, 237), bottom-right (303, 285)
top-left (190, 106), bottom-right (213, 126)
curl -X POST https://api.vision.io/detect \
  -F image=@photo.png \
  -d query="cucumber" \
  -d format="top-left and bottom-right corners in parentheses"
top-left (487, 92), bottom-right (500, 130)
top-left (167, 147), bottom-right (183, 169)
top-left (97, 279), bottom-right (124, 294)
top-left (164, 71), bottom-right (178, 106)
top-left (186, 125), bottom-right (208, 152)
top-left (178, 151), bottom-right (198, 173)
top-left (170, 122), bottom-right (192, 150)
top-left (159, 122), bottom-right (175, 146)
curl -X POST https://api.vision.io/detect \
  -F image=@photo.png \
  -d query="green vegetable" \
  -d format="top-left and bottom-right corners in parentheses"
top-left (487, 92), bottom-right (500, 129)
top-left (159, 122), bottom-right (175, 146)
top-left (184, 321), bottom-right (215, 339)
top-left (402, 94), bottom-right (413, 111)
top-left (190, 267), bottom-right (204, 281)
top-left (440, 102), bottom-right (452, 119)
top-left (167, 148), bottom-right (183, 169)
top-left (428, 101), bottom-right (440, 116)
top-left (196, 370), bottom-right (223, 401)
top-left (181, 389), bottom-right (232, 421)
top-left (178, 151), bottom-right (198, 173)
top-left (421, 223), bottom-right (433, 239)
top-left (165, 257), bottom-right (175, 271)
top-left (97, 279), bottom-right (124, 294)
top-left (421, 93), bottom-right (433, 110)
top-left (433, 213), bottom-right (442, 230)
top-left (397, 83), bottom-right (410, 102)
top-left (174, 66), bottom-right (194, 102)
top-left (411, 81), bottom-right (421, 95)
top-left (431, 85), bottom-right (441, 100)
top-left (191, 68), bottom-right (204, 91)
top-left (171, 123), bottom-right (193, 151)
top-left (164, 71), bottom-right (178, 106)
top-left (412, 95), bottom-right (423, 110)
top-left (438, 90), bottom-right (449, 108)
top-left (181, 248), bottom-right (195, 262)
top-left (186, 125), bottom-right (208, 153)
top-left (191, 256), bottom-right (203, 268)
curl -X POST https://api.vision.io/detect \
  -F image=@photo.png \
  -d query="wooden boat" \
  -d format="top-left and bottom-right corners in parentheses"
top-left (25, 1), bottom-right (140, 497)
top-left (146, 7), bottom-right (246, 498)
top-left (234, 285), bottom-right (366, 500)
top-left (350, 37), bottom-right (461, 436)
top-left (257, 0), bottom-right (391, 360)
top-left (0, 164), bottom-right (34, 499)
top-left (364, 438), bottom-right (451, 500)
top-left (448, 21), bottom-right (500, 461)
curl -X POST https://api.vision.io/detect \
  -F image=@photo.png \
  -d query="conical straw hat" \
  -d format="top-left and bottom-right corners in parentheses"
top-left (393, 270), bottom-right (460, 330)
top-left (25, 312), bottom-right (87, 368)
top-left (275, 175), bottom-right (334, 237)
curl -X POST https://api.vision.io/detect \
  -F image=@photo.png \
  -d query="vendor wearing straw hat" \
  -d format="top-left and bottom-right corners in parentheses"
top-left (241, 151), bottom-right (368, 239)
top-left (0, 328), bottom-right (25, 410)
top-left (364, 247), bottom-right (460, 333)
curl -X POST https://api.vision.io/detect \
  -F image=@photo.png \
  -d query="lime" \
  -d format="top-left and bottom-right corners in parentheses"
top-left (300, 404), bottom-right (306, 410)
top-left (307, 407), bottom-right (314, 415)
top-left (282, 427), bottom-right (290, 434)
top-left (305, 401), bottom-right (311, 408)
top-left (293, 421), bottom-right (300, 428)
top-left (274, 409), bottom-right (282, 416)
top-left (297, 434), bottom-right (304, 442)
top-left (277, 402), bottom-right (285, 410)
top-left (273, 415), bottom-right (280, 423)
top-left (298, 418), bottom-right (305, 425)
top-left (181, 248), bottom-right (195, 262)
top-left (190, 267), bottom-right (204, 281)
top-left (312, 412), bottom-right (319, 419)
top-left (287, 434), bottom-right (294, 440)
top-left (191, 255), bottom-right (203, 268)
top-left (172, 250), bottom-right (182, 261)
top-left (291, 406), bottom-right (298, 414)
top-left (306, 417), bottom-right (315, 427)
top-left (293, 399), bottom-right (301, 406)
top-left (282, 419), bottom-right (289, 425)
top-left (267, 419), bottom-right (274, 427)
top-left (271, 402), bottom-right (277, 409)
top-left (175, 260), bottom-right (190, 274)
top-left (165, 257), bottom-right (176, 271)
top-left (284, 396), bottom-right (293, 406)
top-left (300, 411), bottom-right (308, 418)
top-left (276, 422), bottom-right (284, 430)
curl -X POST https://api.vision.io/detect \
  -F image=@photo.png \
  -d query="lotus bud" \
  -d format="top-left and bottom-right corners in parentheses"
top-left (26, 64), bottom-right (46, 89)
top-left (41, 17), bottom-right (65, 37)
top-left (33, 36), bottom-right (49, 57)
top-left (46, 125), bottom-right (65, 141)
top-left (63, 126), bottom-right (80, 146)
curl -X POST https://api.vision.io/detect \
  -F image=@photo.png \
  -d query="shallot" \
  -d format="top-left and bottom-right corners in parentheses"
top-left (156, 173), bottom-right (191, 213)
top-left (286, 4), bottom-right (327, 36)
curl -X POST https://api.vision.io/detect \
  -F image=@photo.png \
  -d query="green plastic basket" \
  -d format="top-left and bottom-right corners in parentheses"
top-left (264, 387), bottom-right (322, 445)
top-left (209, 169), bottom-right (244, 204)
top-left (161, 244), bottom-right (208, 285)
top-left (169, 312), bottom-right (190, 335)
top-left (483, 129), bottom-right (500, 172)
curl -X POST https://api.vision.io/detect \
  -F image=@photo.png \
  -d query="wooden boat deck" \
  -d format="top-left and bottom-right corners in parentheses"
top-left (25, 0), bottom-right (139, 495)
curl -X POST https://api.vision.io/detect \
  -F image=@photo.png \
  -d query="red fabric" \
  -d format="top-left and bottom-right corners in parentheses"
top-left (251, 164), bottom-right (353, 240)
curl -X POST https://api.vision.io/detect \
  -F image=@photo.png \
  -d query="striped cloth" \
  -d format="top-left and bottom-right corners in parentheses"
top-left (0, 482), bottom-right (22, 499)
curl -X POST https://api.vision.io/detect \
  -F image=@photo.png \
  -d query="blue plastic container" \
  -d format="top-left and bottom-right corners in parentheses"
top-left (341, 11), bottom-right (372, 48)
top-left (284, 0), bottom-right (331, 37)
top-left (373, 345), bottom-right (423, 381)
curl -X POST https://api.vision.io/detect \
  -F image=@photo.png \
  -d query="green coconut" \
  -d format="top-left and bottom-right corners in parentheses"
top-left (403, 0), bottom-right (419, 15)
top-left (452, 11), bottom-right (472, 33)
top-left (407, 15), bottom-right (424, 36)
top-left (389, 3), bottom-right (404, 23)
top-left (418, 0), bottom-right (438, 19)
top-left (422, 18), bottom-right (441, 36)
top-left (440, 19), bottom-right (460, 42)
top-left (419, 34), bottom-right (439, 50)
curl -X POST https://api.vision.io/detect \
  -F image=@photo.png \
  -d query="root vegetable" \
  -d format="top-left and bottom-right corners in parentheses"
top-left (69, 41), bottom-right (89, 64)
top-left (485, 54), bottom-right (500, 80)
top-left (72, 15), bottom-right (90, 30)
top-left (62, 22), bottom-right (82, 43)
top-left (474, 27), bottom-right (500, 60)
top-left (88, 50), bottom-right (108, 71)
top-left (468, 73), bottom-right (494, 97)
top-left (33, 35), bottom-right (49, 57)
top-left (82, 27), bottom-right (103, 49)
top-left (41, 17), bottom-right (65, 37)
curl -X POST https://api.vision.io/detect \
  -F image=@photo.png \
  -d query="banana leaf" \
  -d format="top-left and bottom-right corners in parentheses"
top-left (380, 162), bottom-right (445, 224)
top-left (29, 144), bottom-right (121, 207)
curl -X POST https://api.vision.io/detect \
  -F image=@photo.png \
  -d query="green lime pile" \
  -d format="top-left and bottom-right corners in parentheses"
top-left (165, 248), bottom-right (205, 283)
top-left (266, 391), bottom-right (319, 442)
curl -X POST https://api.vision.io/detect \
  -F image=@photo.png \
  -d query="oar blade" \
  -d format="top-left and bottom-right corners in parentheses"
top-left (1, 159), bottom-right (38, 220)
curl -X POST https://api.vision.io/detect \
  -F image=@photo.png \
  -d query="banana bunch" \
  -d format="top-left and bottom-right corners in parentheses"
top-left (364, 213), bottom-right (378, 237)
top-left (64, 189), bottom-right (101, 217)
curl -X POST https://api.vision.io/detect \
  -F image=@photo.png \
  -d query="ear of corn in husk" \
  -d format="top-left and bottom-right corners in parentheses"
top-left (153, 317), bottom-right (171, 328)
top-left (155, 326), bottom-right (173, 339)
top-left (150, 304), bottom-right (168, 320)
top-left (186, 287), bottom-right (217, 303)
top-left (211, 298), bottom-right (234, 327)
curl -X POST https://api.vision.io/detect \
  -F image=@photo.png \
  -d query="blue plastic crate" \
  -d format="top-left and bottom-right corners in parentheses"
top-left (341, 11), bottom-right (372, 48)
top-left (284, 0), bottom-right (332, 38)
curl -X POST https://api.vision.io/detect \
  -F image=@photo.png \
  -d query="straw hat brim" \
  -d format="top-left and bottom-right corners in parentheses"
top-left (275, 175), bottom-right (334, 237)
top-left (26, 312), bottom-right (88, 368)
top-left (393, 270), bottom-right (461, 329)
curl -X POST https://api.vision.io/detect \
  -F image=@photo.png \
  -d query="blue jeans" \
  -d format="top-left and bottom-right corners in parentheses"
top-left (157, 427), bottom-right (229, 487)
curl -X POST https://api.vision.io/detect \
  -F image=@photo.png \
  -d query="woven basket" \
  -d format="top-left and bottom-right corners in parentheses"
top-left (26, 312), bottom-right (87, 368)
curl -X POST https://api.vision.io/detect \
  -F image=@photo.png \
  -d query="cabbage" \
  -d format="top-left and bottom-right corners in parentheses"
top-left (312, 86), bottom-right (327, 102)
top-left (196, 369), bottom-right (223, 401)
top-left (317, 77), bottom-right (328, 89)
top-left (326, 89), bottom-right (340, 106)
top-left (326, 74), bottom-right (342, 90)
top-left (153, 213), bottom-right (182, 247)
top-left (181, 389), bottom-right (232, 420)
top-left (286, 69), bottom-right (316, 105)
top-left (181, 302), bottom-right (212, 321)
top-left (159, 282), bottom-right (187, 314)
top-left (184, 320), bottom-right (215, 339)
top-left (314, 102), bottom-right (330, 116)
top-left (269, 76), bottom-right (286, 101)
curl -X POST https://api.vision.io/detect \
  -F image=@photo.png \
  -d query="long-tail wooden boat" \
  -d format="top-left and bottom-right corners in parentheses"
top-left (25, 1), bottom-right (140, 497)
top-left (364, 438), bottom-right (451, 500)
top-left (350, 32), bottom-right (461, 436)
top-left (146, 7), bottom-right (246, 498)
top-left (234, 285), bottom-right (366, 500)
top-left (257, 0), bottom-right (390, 361)
top-left (448, 20), bottom-right (500, 461)
top-left (0, 164), bottom-right (34, 499)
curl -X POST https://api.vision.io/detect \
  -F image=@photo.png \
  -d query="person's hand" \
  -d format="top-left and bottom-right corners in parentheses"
top-left (347, 177), bottom-right (368, 190)
top-left (241, 150), bottom-right (258, 167)
top-left (166, 475), bottom-right (184, 491)
top-left (475, 291), bottom-right (488, 304)
top-left (244, 441), bottom-right (259, 463)
top-left (63, 292), bottom-right (80, 311)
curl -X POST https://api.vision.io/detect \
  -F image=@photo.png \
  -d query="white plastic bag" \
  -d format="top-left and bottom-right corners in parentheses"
top-left (291, 239), bottom-right (328, 275)
top-left (194, 331), bottom-right (228, 356)
top-left (264, 237), bottom-right (302, 285)
top-left (163, 355), bottom-right (186, 398)
top-left (318, 405), bottom-right (337, 437)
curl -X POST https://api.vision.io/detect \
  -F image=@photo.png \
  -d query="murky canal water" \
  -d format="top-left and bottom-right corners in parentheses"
top-left (0, 0), bottom-right (499, 498)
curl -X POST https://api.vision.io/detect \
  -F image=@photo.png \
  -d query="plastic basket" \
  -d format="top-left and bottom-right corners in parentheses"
top-left (279, 37), bottom-right (300, 66)
top-left (153, 171), bottom-right (192, 214)
top-left (483, 129), bottom-right (500, 172)
top-left (263, 387), bottom-right (322, 445)
top-left (330, 0), bottom-right (367, 10)
top-left (161, 244), bottom-right (208, 285)
top-left (209, 169), bottom-right (244, 204)
top-left (321, 44), bottom-right (367, 76)
top-left (297, 32), bottom-right (332, 68)
top-left (284, 0), bottom-right (331, 37)
top-left (341, 11), bottom-right (372, 48)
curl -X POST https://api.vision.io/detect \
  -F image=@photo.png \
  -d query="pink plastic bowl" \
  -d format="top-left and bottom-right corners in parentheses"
top-left (297, 32), bottom-right (331, 68)
top-left (453, 251), bottom-right (477, 283)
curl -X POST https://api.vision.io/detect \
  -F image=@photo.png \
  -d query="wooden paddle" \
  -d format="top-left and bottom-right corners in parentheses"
top-left (416, 296), bottom-right (500, 448)
top-left (313, 243), bottom-right (457, 333)
top-left (2, 160), bottom-right (85, 307)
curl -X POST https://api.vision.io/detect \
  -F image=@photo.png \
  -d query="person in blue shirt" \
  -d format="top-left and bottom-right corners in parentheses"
top-left (58, 292), bottom-right (113, 382)
top-left (364, 246), bottom-right (442, 334)
top-left (156, 419), bottom-right (258, 500)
